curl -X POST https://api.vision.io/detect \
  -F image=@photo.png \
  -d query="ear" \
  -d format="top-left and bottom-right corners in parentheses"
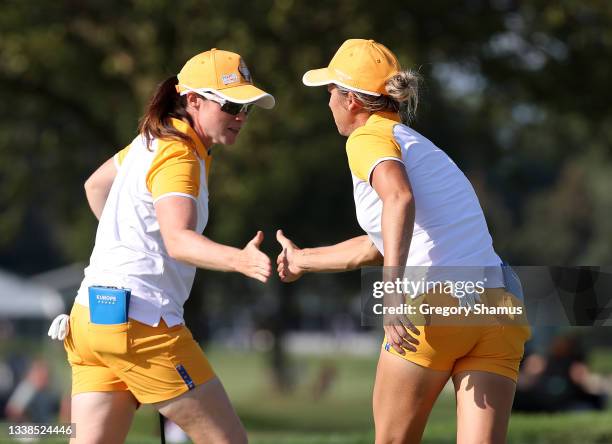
top-left (185, 92), bottom-right (201, 109)
top-left (346, 92), bottom-right (363, 113)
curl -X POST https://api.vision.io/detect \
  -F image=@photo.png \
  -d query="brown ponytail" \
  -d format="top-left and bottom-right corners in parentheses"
top-left (138, 76), bottom-right (195, 150)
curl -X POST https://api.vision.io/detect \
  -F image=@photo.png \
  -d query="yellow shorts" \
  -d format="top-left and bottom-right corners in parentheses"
top-left (383, 288), bottom-right (531, 382)
top-left (64, 303), bottom-right (215, 404)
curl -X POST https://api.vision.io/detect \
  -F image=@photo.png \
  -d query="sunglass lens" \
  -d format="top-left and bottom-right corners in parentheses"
top-left (221, 102), bottom-right (252, 116)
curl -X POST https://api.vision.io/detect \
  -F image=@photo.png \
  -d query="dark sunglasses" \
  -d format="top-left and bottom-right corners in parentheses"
top-left (220, 101), bottom-right (253, 116)
top-left (199, 92), bottom-right (253, 116)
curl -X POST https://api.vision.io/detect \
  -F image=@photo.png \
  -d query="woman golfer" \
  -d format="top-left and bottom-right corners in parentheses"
top-left (60, 49), bottom-right (273, 444)
top-left (276, 39), bottom-right (529, 443)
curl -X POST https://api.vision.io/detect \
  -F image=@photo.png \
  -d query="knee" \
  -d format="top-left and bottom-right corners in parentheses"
top-left (222, 429), bottom-right (248, 444)
top-left (230, 425), bottom-right (248, 444)
top-left (192, 425), bottom-right (247, 444)
top-left (220, 422), bottom-right (248, 444)
top-left (375, 428), bottom-right (419, 444)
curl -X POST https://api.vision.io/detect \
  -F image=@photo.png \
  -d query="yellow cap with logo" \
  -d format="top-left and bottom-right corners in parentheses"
top-left (302, 39), bottom-right (400, 96)
top-left (177, 49), bottom-right (275, 108)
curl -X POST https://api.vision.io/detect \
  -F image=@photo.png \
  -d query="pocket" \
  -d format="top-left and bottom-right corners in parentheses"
top-left (501, 324), bottom-right (532, 359)
top-left (87, 322), bottom-right (130, 355)
top-left (64, 322), bottom-right (84, 366)
top-left (64, 306), bottom-right (86, 365)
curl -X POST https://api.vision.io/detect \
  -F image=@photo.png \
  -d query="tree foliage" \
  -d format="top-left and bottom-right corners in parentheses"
top-left (1, 0), bottom-right (611, 275)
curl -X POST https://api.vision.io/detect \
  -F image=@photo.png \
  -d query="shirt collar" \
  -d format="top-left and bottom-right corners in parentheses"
top-left (367, 111), bottom-right (402, 125)
top-left (170, 118), bottom-right (211, 159)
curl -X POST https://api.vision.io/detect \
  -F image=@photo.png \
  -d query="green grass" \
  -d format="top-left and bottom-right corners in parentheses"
top-left (590, 347), bottom-right (612, 373)
top-left (2, 345), bottom-right (612, 443)
top-left (122, 346), bottom-right (612, 444)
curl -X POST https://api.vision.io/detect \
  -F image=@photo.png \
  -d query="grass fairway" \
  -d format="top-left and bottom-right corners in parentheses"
top-left (2, 345), bottom-right (611, 443)
top-left (120, 346), bottom-right (612, 444)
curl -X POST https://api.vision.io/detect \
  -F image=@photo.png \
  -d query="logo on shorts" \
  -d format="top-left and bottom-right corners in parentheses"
top-left (175, 364), bottom-right (195, 390)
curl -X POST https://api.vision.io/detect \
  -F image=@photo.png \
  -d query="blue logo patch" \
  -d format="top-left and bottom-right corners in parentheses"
top-left (175, 364), bottom-right (195, 390)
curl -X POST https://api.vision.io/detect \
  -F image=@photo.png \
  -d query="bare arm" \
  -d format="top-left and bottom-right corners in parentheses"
top-left (155, 196), bottom-right (271, 282)
top-left (276, 231), bottom-right (382, 282)
top-left (371, 160), bottom-right (414, 268)
top-left (84, 157), bottom-right (117, 220)
top-left (275, 160), bottom-right (413, 283)
top-left (371, 159), bottom-right (419, 354)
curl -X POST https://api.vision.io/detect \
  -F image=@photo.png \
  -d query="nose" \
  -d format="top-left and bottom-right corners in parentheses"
top-left (235, 110), bottom-right (248, 121)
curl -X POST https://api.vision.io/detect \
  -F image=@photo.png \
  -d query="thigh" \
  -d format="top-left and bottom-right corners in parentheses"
top-left (70, 391), bottom-right (137, 444)
top-left (453, 370), bottom-right (516, 444)
top-left (373, 349), bottom-right (450, 444)
top-left (102, 320), bottom-right (216, 404)
top-left (154, 376), bottom-right (247, 444)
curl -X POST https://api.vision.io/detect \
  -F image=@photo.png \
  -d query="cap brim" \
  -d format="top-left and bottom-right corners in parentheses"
top-left (302, 68), bottom-right (382, 96)
top-left (302, 68), bottom-right (335, 87)
top-left (216, 84), bottom-right (275, 109)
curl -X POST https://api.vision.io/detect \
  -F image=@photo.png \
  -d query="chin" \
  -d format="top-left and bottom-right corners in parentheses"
top-left (333, 121), bottom-right (347, 137)
top-left (224, 135), bottom-right (238, 146)
top-left (215, 134), bottom-right (237, 146)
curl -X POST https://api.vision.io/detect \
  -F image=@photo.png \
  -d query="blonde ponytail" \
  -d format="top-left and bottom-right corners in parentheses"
top-left (385, 69), bottom-right (421, 124)
top-left (336, 68), bottom-right (422, 125)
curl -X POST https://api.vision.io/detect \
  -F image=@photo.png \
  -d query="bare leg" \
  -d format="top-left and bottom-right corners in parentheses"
top-left (154, 377), bottom-right (247, 444)
top-left (70, 391), bottom-right (137, 444)
top-left (454, 370), bottom-right (516, 444)
top-left (373, 350), bottom-right (450, 444)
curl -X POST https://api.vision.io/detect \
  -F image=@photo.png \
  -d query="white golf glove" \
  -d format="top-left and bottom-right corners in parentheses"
top-left (48, 314), bottom-right (70, 341)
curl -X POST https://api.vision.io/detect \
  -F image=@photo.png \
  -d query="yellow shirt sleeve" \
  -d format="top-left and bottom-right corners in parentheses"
top-left (145, 142), bottom-right (200, 201)
top-left (113, 144), bottom-right (131, 168)
top-left (346, 129), bottom-right (402, 182)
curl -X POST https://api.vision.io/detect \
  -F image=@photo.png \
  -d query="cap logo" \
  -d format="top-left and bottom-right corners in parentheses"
top-left (221, 73), bottom-right (239, 85)
top-left (238, 58), bottom-right (252, 83)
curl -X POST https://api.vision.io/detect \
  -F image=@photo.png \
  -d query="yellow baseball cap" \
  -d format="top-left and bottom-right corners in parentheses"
top-left (302, 39), bottom-right (400, 96)
top-left (177, 49), bottom-right (275, 109)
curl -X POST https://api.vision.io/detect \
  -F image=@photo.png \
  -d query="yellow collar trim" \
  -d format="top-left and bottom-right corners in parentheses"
top-left (169, 118), bottom-right (210, 159)
top-left (368, 111), bottom-right (401, 124)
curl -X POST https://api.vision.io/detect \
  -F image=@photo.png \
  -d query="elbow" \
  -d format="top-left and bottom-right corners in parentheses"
top-left (84, 178), bottom-right (97, 206)
top-left (385, 191), bottom-right (414, 212)
top-left (84, 177), bottom-right (94, 195)
top-left (348, 238), bottom-right (382, 269)
top-left (165, 241), bottom-right (183, 261)
top-left (162, 232), bottom-right (188, 261)
top-left (361, 240), bottom-right (383, 267)
top-left (397, 190), bottom-right (414, 205)
top-left (84, 176), bottom-right (102, 197)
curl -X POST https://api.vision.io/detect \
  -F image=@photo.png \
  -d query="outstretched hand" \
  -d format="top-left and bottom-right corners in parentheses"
top-left (276, 229), bottom-right (304, 282)
top-left (235, 231), bottom-right (272, 283)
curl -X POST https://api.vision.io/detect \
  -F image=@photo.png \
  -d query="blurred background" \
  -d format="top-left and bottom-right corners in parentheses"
top-left (1, 0), bottom-right (611, 442)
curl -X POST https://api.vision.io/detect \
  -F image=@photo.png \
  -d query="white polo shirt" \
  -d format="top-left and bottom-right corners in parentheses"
top-left (347, 112), bottom-right (504, 287)
top-left (75, 119), bottom-right (212, 327)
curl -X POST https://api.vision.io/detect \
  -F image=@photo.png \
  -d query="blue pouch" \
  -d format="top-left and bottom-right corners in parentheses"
top-left (88, 286), bottom-right (131, 325)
